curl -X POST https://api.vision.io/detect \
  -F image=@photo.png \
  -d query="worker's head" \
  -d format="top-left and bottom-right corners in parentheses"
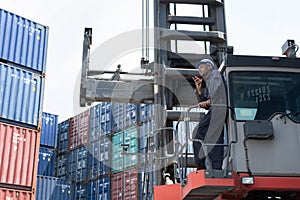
top-left (195, 59), bottom-right (216, 78)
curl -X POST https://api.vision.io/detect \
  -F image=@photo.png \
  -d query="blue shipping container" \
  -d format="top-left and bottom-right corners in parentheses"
top-left (0, 62), bottom-right (44, 128)
top-left (0, 8), bottom-right (49, 73)
top-left (89, 103), bottom-right (111, 142)
top-left (69, 146), bottom-right (87, 182)
top-left (38, 147), bottom-right (56, 176)
top-left (57, 119), bottom-right (69, 154)
top-left (87, 176), bottom-right (110, 200)
top-left (41, 112), bottom-right (58, 148)
top-left (139, 104), bottom-right (154, 122)
top-left (56, 154), bottom-right (68, 179)
top-left (36, 176), bottom-right (75, 200)
top-left (76, 182), bottom-right (86, 200)
top-left (139, 120), bottom-right (155, 164)
top-left (89, 137), bottom-right (111, 179)
top-left (113, 103), bottom-right (137, 132)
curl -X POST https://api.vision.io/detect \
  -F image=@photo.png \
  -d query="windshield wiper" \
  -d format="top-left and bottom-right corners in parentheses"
top-left (280, 111), bottom-right (300, 118)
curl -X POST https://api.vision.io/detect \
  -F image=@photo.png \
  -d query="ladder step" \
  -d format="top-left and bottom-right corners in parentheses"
top-left (160, 30), bottom-right (226, 42)
top-left (168, 60), bottom-right (195, 68)
top-left (160, 0), bottom-right (223, 6)
top-left (167, 53), bottom-right (212, 69)
top-left (168, 16), bottom-right (215, 25)
top-left (168, 53), bottom-right (210, 61)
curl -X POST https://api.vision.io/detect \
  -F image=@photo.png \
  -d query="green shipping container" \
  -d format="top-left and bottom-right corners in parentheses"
top-left (112, 126), bottom-right (138, 173)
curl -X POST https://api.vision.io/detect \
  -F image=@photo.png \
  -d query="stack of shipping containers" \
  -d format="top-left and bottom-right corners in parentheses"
top-left (38, 113), bottom-right (58, 177)
top-left (55, 102), bottom-right (158, 200)
top-left (87, 102), bottom-right (111, 200)
top-left (35, 112), bottom-right (75, 200)
top-left (0, 8), bottom-right (48, 199)
top-left (111, 103), bottom-right (139, 200)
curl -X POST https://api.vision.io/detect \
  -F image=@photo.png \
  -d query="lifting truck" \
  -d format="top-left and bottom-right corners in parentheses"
top-left (79, 0), bottom-right (300, 199)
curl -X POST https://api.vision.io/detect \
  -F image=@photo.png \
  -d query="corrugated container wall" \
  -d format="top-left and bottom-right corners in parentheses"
top-left (36, 176), bottom-right (75, 200)
top-left (68, 146), bottom-right (88, 182)
top-left (87, 176), bottom-right (110, 200)
top-left (0, 188), bottom-right (32, 200)
top-left (89, 103), bottom-right (111, 142)
top-left (69, 110), bottom-right (89, 149)
top-left (111, 168), bottom-right (138, 200)
top-left (139, 120), bottom-right (155, 164)
top-left (40, 112), bottom-right (58, 148)
top-left (112, 126), bottom-right (138, 173)
top-left (0, 8), bottom-right (49, 73)
top-left (56, 154), bottom-right (68, 179)
top-left (113, 103), bottom-right (137, 132)
top-left (37, 146), bottom-right (56, 176)
top-left (139, 104), bottom-right (154, 122)
top-left (57, 119), bottom-right (69, 154)
top-left (89, 136), bottom-right (111, 179)
top-left (0, 63), bottom-right (44, 128)
top-left (76, 182), bottom-right (86, 200)
top-left (0, 122), bottom-right (38, 188)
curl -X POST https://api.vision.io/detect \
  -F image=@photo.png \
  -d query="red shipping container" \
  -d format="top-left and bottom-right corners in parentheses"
top-left (111, 168), bottom-right (139, 200)
top-left (0, 188), bottom-right (32, 200)
top-left (69, 110), bottom-right (89, 149)
top-left (0, 122), bottom-right (39, 188)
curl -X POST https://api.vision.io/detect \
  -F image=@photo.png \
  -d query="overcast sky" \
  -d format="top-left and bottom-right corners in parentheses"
top-left (1, 0), bottom-right (300, 122)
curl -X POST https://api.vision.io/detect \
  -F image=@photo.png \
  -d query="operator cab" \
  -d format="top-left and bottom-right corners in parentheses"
top-left (222, 54), bottom-right (300, 177)
top-left (223, 55), bottom-right (300, 123)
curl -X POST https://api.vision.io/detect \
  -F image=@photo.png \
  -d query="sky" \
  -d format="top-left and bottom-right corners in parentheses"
top-left (1, 0), bottom-right (300, 122)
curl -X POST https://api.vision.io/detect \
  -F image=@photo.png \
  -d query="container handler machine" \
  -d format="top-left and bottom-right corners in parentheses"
top-left (80, 0), bottom-right (300, 199)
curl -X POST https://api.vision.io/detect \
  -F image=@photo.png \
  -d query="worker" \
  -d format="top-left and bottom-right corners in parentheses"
top-left (192, 59), bottom-right (227, 170)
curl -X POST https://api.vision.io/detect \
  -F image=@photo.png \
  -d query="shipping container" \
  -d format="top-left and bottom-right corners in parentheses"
top-left (139, 104), bottom-right (154, 122)
top-left (56, 154), bottom-right (68, 179)
top-left (0, 63), bottom-right (44, 128)
top-left (36, 176), bottom-right (75, 200)
top-left (89, 137), bottom-right (111, 179)
top-left (57, 119), bottom-right (69, 154)
top-left (113, 103), bottom-right (137, 132)
top-left (40, 112), bottom-right (58, 148)
top-left (0, 8), bottom-right (49, 73)
top-left (75, 182), bottom-right (86, 200)
top-left (89, 103), bottom-right (111, 142)
top-left (0, 122), bottom-right (38, 188)
top-left (139, 120), bottom-right (155, 164)
top-left (38, 147), bottom-right (56, 176)
top-left (0, 188), bottom-right (32, 200)
top-left (112, 103), bottom-right (125, 132)
top-left (69, 110), bottom-right (89, 149)
top-left (68, 146), bottom-right (87, 182)
top-left (111, 168), bottom-right (139, 200)
top-left (87, 176), bottom-right (110, 200)
top-left (112, 126), bottom-right (138, 173)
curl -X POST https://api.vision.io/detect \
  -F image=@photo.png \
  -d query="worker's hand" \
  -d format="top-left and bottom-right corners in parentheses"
top-left (192, 76), bottom-right (202, 94)
top-left (198, 99), bottom-right (211, 109)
